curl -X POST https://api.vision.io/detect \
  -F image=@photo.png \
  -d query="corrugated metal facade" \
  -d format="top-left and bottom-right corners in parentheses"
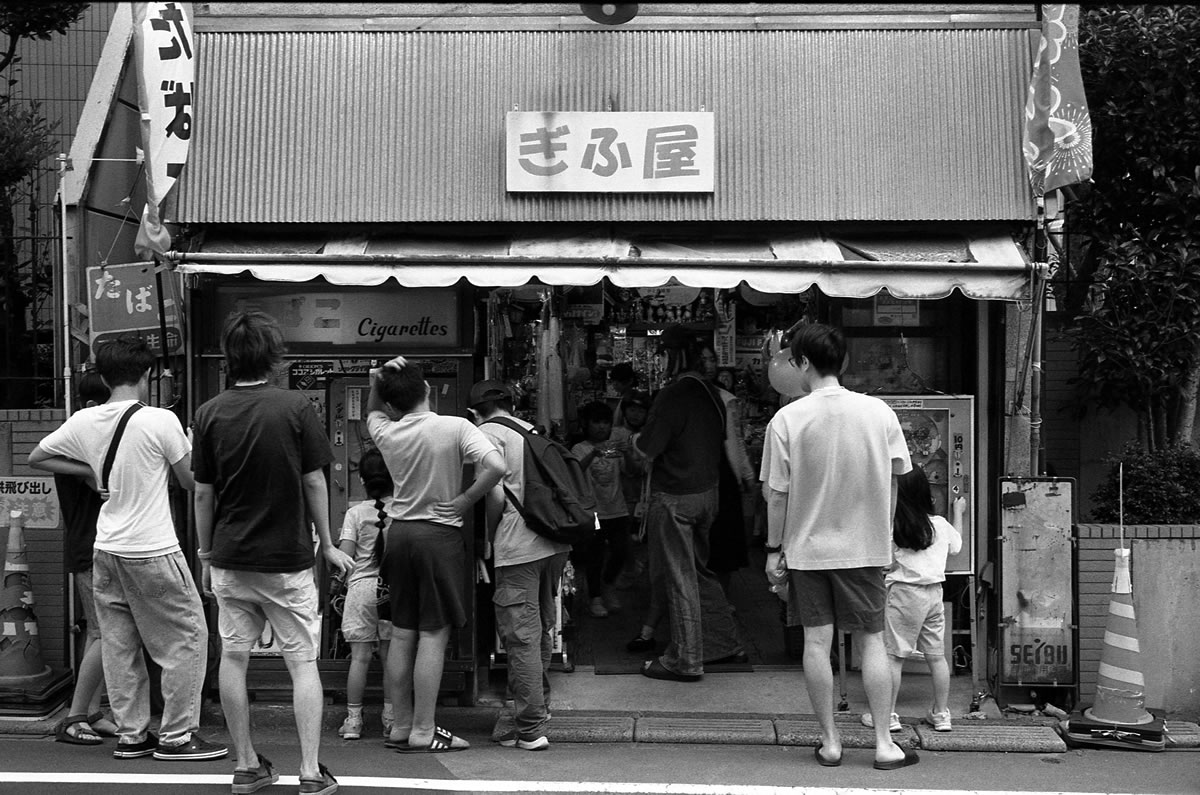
top-left (178, 29), bottom-right (1033, 224)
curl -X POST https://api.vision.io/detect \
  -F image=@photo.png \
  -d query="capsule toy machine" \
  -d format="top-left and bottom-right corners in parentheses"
top-left (881, 396), bottom-right (977, 673)
top-left (325, 359), bottom-right (480, 704)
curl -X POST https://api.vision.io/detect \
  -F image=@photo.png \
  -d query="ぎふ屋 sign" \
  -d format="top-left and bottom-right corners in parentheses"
top-left (506, 111), bottom-right (714, 193)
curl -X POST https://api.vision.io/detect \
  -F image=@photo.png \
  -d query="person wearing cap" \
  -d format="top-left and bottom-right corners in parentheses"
top-left (469, 380), bottom-right (569, 751)
top-left (367, 358), bottom-right (504, 754)
top-left (631, 326), bottom-right (746, 681)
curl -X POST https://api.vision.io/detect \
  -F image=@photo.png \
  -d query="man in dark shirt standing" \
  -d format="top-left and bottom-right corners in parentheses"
top-left (192, 311), bottom-right (352, 795)
top-left (633, 326), bottom-right (745, 681)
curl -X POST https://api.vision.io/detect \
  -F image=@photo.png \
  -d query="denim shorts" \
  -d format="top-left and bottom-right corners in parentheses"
top-left (211, 567), bottom-right (321, 662)
top-left (787, 566), bottom-right (886, 633)
top-left (884, 581), bottom-right (945, 659)
top-left (341, 577), bottom-right (394, 644)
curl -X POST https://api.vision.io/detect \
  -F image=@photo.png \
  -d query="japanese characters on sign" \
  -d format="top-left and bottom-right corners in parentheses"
top-left (0, 478), bottom-right (60, 529)
top-left (506, 112), bottom-right (714, 193)
top-left (133, 2), bottom-right (194, 257)
top-left (87, 262), bottom-right (182, 355)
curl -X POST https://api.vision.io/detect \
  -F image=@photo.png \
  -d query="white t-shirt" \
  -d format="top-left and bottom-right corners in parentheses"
top-left (761, 386), bottom-right (911, 569)
top-left (38, 399), bottom-right (190, 556)
top-left (339, 496), bottom-right (393, 583)
top-left (479, 416), bottom-right (570, 567)
top-left (367, 410), bottom-right (496, 527)
top-left (887, 514), bottom-right (963, 586)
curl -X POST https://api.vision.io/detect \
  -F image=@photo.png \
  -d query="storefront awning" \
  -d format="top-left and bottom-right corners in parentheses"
top-left (170, 230), bottom-right (1032, 301)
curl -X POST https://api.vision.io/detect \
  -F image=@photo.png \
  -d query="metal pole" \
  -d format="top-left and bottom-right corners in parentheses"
top-left (57, 153), bottom-right (73, 415)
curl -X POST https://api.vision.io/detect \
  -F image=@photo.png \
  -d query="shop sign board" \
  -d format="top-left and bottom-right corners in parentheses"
top-left (88, 263), bottom-right (182, 355)
top-left (0, 477), bottom-right (59, 528)
top-left (506, 111), bottom-right (714, 193)
top-left (215, 289), bottom-right (459, 348)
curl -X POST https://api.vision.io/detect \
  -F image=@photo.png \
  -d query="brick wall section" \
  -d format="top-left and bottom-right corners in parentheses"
top-left (1, 410), bottom-right (70, 670)
top-left (1075, 523), bottom-right (1200, 711)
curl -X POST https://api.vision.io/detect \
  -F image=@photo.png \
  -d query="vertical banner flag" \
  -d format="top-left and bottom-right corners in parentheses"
top-left (1023, 4), bottom-right (1093, 197)
top-left (132, 2), bottom-right (194, 258)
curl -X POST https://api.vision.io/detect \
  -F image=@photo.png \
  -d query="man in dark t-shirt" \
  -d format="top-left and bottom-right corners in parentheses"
top-left (632, 326), bottom-right (745, 681)
top-left (193, 311), bottom-right (352, 795)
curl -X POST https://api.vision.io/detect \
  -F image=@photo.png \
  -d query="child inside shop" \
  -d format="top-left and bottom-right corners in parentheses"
top-left (862, 464), bottom-right (963, 733)
top-left (336, 447), bottom-right (395, 740)
top-left (570, 401), bottom-right (631, 618)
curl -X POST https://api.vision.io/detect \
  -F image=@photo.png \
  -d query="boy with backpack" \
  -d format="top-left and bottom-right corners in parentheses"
top-left (470, 380), bottom-right (572, 751)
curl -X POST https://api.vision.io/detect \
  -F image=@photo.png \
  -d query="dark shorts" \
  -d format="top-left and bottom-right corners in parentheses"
top-left (786, 566), bottom-right (886, 633)
top-left (383, 520), bottom-right (468, 631)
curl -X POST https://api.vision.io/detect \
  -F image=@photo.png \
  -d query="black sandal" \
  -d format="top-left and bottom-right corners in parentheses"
top-left (56, 715), bottom-right (104, 745)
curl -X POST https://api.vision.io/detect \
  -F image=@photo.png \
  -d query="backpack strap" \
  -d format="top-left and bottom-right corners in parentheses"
top-left (101, 402), bottom-right (145, 492)
top-left (481, 416), bottom-right (533, 507)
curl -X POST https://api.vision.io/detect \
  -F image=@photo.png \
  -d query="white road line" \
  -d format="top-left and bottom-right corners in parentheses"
top-left (0, 772), bottom-right (1139, 795)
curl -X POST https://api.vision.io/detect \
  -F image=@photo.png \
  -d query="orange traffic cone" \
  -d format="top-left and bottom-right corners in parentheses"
top-left (0, 510), bottom-right (70, 716)
top-left (1061, 547), bottom-right (1165, 751)
top-left (1085, 548), bottom-right (1152, 726)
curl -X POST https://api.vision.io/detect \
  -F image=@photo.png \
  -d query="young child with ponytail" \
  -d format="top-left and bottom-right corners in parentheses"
top-left (336, 447), bottom-right (395, 740)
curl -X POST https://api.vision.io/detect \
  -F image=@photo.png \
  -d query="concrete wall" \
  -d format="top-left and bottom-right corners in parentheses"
top-left (1076, 524), bottom-right (1200, 720)
top-left (0, 411), bottom-right (70, 670)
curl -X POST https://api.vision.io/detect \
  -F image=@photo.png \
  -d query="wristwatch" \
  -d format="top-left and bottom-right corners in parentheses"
top-left (763, 544), bottom-right (782, 554)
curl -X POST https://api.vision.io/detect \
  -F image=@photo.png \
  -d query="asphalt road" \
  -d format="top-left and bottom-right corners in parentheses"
top-left (0, 729), bottom-right (1196, 795)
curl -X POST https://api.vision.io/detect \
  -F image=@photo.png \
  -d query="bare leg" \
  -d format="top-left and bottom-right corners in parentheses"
top-left (928, 652), bottom-right (951, 715)
top-left (345, 642), bottom-right (372, 706)
top-left (856, 630), bottom-right (905, 765)
top-left (801, 623), bottom-right (840, 759)
top-left (406, 626), bottom-right (454, 748)
top-left (71, 635), bottom-right (106, 717)
top-left (385, 629), bottom-right (417, 744)
top-left (285, 657), bottom-right (326, 781)
top-left (219, 651), bottom-right (258, 771)
top-left (888, 654), bottom-right (904, 716)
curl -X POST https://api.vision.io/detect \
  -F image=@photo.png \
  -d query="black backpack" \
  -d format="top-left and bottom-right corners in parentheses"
top-left (483, 416), bottom-right (598, 545)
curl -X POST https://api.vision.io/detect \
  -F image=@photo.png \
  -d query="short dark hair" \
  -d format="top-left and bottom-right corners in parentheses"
top-left (77, 371), bottom-right (111, 405)
top-left (221, 311), bottom-right (286, 382)
top-left (471, 397), bottom-right (512, 418)
top-left (377, 360), bottom-right (426, 413)
top-left (579, 400), bottom-right (614, 424)
top-left (790, 323), bottom-right (845, 377)
top-left (95, 338), bottom-right (156, 388)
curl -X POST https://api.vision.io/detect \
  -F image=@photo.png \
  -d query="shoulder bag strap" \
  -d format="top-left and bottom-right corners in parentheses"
top-left (679, 373), bottom-right (727, 438)
top-left (101, 403), bottom-right (144, 492)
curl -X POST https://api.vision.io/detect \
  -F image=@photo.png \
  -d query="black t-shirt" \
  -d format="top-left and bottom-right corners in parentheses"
top-left (192, 384), bottom-right (333, 572)
top-left (54, 473), bottom-right (102, 573)
top-left (635, 374), bottom-right (726, 495)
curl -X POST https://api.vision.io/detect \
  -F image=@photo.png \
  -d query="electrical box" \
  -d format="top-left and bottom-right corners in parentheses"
top-left (998, 478), bottom-right (1076, 690)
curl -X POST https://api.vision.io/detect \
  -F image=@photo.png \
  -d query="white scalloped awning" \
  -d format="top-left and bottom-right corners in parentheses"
top-left (170, 230), bottom-right (1031, 301)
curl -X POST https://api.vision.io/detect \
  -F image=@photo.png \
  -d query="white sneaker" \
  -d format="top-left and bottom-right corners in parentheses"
top-left (497, 731), bottom-right (549, 751)
top-left (860, 711), bottom-right (902, 732)
top-left (925, 709), bottom-right (952, 732)
top-left (589, 597), bottom-right (609, 618)
top-left (338, 714), bottom-right (362, 740)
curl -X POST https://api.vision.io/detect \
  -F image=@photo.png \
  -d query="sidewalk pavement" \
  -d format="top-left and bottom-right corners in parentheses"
top-left (5, 666), bottom-right (1198, 754)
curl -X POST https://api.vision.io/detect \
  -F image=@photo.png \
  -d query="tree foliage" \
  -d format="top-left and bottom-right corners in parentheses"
top-left (1065, 6), bottom-right (1200, 449)
top-left (1091, 442), bottom-right (1200, 524)
top-left (0, 2), bottom-right (88, 408)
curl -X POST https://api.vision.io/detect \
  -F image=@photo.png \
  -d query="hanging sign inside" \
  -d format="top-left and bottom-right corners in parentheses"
top-left (506, 111), bottom-right (714, 193)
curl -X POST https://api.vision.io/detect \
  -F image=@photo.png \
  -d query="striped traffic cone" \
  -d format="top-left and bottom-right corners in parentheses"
top-left (0, 510), bottom-right (70, 716)
top-left (1085, 548), bottom-right (1152, 725)
top-left (1060, 547), bottom-right (1165, 751)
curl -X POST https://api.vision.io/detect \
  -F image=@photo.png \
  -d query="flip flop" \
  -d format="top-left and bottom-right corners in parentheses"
top-left (56, 715), bottom-right (104, 745)
top-left (395, 725), bottom-right (469, 753)
top-left (873, 747), bottom-right (920, 770)
top-left (814, 743), bottom-right (842, 767)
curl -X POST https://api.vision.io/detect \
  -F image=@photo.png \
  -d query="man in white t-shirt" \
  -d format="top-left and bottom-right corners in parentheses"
top-left (30, 339), bottom-right (225, 762)
top-left (469, 380), bottom-right (569, 751)
top-left (760, 324), bottom-right (917, 771)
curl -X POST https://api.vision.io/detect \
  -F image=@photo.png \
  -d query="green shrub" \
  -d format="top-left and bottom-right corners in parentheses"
top-left (1090, 443), bottom-right (1200, 523)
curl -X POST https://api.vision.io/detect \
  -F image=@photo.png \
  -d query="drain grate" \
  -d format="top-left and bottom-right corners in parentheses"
top-left (915, 722), bottom-right (1066, 752)
top-left (635, 716), bottom-right (776, 745)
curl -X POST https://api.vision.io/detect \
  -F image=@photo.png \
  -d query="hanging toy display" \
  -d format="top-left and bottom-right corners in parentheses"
top-left (767, 349), bottom-right (807, 397)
